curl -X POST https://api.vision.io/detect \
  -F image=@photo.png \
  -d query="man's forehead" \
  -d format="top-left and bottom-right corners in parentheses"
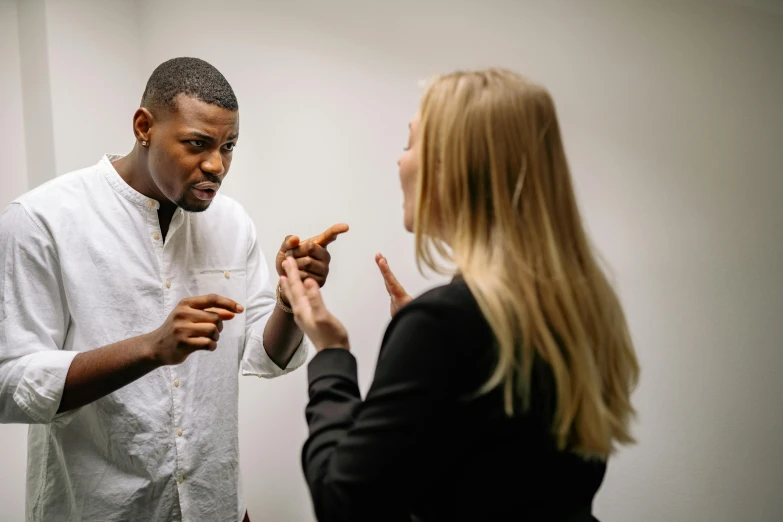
top-left (166, 94), bottom-right (239, 131)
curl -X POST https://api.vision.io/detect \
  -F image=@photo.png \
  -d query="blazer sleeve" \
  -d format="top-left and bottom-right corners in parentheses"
top-left (302, 302), bottom-right (467, 522)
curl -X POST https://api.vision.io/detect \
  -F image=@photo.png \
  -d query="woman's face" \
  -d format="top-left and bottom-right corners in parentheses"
top-left (397, 112), bottom-right (420, 233)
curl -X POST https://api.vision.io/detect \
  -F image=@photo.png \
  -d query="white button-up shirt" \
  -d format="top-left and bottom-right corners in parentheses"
top-left (0, 155), bottom-right (309, 521)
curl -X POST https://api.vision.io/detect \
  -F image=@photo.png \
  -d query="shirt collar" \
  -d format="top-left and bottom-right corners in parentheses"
top-left (99, 154), bottom-right (162, 210)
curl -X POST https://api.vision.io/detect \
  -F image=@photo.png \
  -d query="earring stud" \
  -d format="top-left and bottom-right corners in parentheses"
top-left (141, 140), bottom-right (148, 146)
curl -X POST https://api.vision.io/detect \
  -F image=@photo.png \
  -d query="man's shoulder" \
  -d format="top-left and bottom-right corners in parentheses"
top-left (16, 162), bottom-right (105, 218)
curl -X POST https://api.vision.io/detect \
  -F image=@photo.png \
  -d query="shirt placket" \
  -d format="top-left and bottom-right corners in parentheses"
top-left (146, 201), bottom-right (189, 518)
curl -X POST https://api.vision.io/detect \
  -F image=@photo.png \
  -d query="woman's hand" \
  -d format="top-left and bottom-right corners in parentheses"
top-left (375, 253), bottom-right (413, 318)
top-left (279, 257), bottom-right (349, 352)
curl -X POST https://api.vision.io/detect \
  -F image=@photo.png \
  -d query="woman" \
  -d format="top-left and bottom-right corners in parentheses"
top-left (280, 69), bottom-right (639, 522)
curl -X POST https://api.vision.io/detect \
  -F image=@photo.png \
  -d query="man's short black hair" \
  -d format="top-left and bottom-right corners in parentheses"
top-left (140, 57), bottom-right (238, 112)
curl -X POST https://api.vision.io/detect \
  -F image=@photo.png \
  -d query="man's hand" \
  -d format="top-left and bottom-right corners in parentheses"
top-left (264, 225), bottom-right (347, 368)
top-left (376, 253), bottom-right (413, 318)
top-left (57, 294), bottom-right (243, 414)
top-left (148, 294), bottom-right (244, 366)
top-left (279, 257), bottom-right (349, 352)
top-left (275, 223), bottom-right (349, 288)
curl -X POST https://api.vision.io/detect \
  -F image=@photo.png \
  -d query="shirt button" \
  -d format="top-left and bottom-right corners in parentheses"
top-left (177, 428), bottom-right (183, 437)
top-left (165, 280), bottom-right (171, 289)
top-left (224, 271), bottom-right (231, 279)
top-left (177, 476), bottom-right (184, 484)
top-left (173, 380), bottom-right (180, 388)
top-left (152, 232), bottom-right (161, 241)
top-left (147, 200), bottom-right (155, 208)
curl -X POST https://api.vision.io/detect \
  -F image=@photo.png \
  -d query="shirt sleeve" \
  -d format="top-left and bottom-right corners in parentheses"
top-left (239, 215), bottom-right (309, 378)
top-left (0, 203), bottom-right (79, 426)
top-left (301, 302), bottom-right (465, 522)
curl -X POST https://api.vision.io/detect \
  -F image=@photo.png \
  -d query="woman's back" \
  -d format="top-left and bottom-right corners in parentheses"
top-left (360, 279), bottom-right (606, 521)
top-left (301, 277), bottom-right (608, 521)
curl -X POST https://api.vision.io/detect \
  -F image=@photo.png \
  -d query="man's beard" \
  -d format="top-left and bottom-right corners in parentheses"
top-left (175, 194), bottom-right (211, 213)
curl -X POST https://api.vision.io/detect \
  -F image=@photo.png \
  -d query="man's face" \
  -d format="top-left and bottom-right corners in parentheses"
top-left (146, 94), bottom-right (239, 212)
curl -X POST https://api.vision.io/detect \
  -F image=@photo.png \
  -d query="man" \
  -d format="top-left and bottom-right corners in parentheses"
top-left (0, 57), bottom-right (347, 521)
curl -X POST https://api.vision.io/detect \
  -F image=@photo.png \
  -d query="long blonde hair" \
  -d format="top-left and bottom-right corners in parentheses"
top-left (415, 69), bottom-right (639, 457)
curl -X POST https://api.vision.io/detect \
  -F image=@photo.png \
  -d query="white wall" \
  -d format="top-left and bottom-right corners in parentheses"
top-left (16, 0), bottom-right (55, 190)
top-left (1, 1), bottom-right (782, 521)
top-left (0, 3), bottom-right (30, 519)
top-left (44, 0), bottom-right (144, 175)
top-left (0, 0), bottom-right (28, 210)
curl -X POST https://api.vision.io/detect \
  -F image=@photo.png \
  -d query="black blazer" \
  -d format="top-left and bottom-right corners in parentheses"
top-left (302, 279), bottom-right (606, 522)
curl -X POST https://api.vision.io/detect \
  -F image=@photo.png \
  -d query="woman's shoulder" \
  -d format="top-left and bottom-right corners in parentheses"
top-left (393, 277), bottom-right (489, 340)
top-left (379, 277), bottom-right (494, 385)
top-left (409, 277), bottom-right (476, 312)
top-left (416, 276), bottom-right (473, 303)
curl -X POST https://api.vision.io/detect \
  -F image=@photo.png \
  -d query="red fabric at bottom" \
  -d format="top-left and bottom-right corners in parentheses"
top-left (243, 511), bottom-right (250, 522)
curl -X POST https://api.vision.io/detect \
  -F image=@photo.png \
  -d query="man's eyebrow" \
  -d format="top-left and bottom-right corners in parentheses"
top-left (185, 131), bottom-right (215, 142)
top-left (184, 131), bottom-right (239, 142)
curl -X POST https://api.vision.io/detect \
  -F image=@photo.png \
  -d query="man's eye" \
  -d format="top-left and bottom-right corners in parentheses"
top-left (189, 140), bottom-right (205, 147)
top-left (224, 143), bottom-right (236, 151)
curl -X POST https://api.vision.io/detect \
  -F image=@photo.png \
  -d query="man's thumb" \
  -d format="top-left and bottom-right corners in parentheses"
top-left (282, 235), bottom-right (300, 252)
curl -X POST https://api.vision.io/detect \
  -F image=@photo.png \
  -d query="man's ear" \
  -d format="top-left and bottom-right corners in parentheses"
top-left (133, 107), bottom-right (154, 146)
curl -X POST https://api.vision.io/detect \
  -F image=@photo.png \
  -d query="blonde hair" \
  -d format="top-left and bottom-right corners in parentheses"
top-left (415, 69), bottom-right (639, 457)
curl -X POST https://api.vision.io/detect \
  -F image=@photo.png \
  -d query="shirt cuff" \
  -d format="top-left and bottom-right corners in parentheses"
top-left (307, 348), bottom-right (358, 386)
top-left (240, 322), bottom-right (311, 379)
top-left (13, 350), bottom-right (79, 426)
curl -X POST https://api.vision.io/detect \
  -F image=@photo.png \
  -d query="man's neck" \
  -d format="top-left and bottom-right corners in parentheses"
top-left (112, 147), bottom-right (178, 235)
